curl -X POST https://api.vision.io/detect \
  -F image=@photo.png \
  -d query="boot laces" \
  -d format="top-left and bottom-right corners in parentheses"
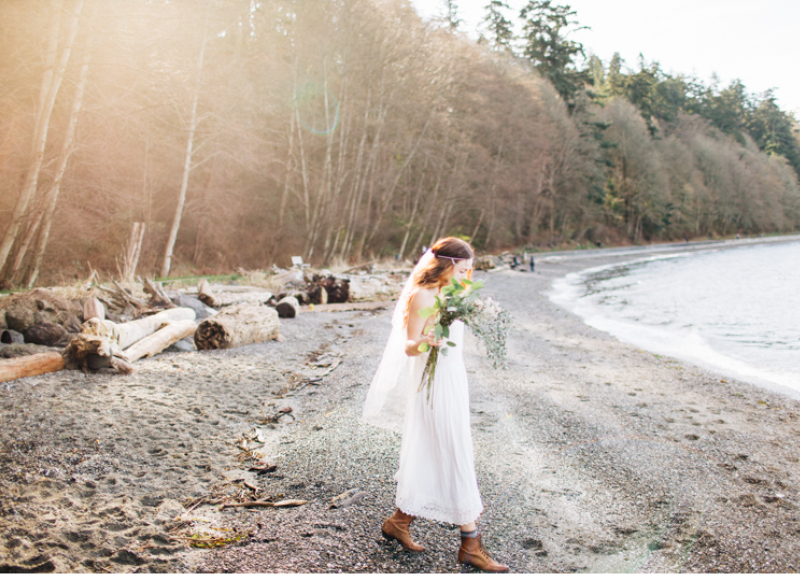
top-left (478, 544), bottom-right (492, 561)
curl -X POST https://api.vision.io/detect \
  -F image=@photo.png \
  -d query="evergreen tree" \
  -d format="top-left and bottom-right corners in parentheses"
top-left (622, 58), bottom-right (660, 133)
top-left (747, 91), bottom-right (800, 175)
top-left (519, 0), bottom-right (588, 108)
top-left (480, 0), bottom-right (514, 53)
top-left (606, 53), bottom-right (627, 99)
top-left (651, 74), bottom-right (686, 124)
top-left (697, 80), bottom-right (752, 144)
top-left (443, 0), bottom-right (462, 31)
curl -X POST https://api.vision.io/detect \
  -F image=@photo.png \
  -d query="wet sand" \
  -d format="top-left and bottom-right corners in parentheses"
top-left (1, 241), bottom-right (799, 573)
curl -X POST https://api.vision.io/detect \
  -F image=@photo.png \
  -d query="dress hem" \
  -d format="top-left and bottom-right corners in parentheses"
top-left (397, 499), bottom-right (483, 526)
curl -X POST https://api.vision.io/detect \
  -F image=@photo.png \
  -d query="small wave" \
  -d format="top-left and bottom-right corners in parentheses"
top-left (549, 241), bottom-right (800, 400)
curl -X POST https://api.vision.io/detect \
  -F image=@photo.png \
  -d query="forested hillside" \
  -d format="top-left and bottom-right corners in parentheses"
top-left (1, 0), bottom-right (799, 286)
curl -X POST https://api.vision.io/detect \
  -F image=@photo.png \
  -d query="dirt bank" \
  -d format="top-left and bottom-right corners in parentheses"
top-left (2, 242), bottom-right (799, 573)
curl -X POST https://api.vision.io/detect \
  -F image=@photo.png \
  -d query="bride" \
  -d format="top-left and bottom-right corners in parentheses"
top-left (363, 237), bottom-right (508, 572)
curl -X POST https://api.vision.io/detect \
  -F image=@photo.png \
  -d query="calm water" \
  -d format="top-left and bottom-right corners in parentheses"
top-left (549, 239), bottom-right (800, 399)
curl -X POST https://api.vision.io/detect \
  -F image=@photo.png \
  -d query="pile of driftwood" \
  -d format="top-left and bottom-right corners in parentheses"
top-left (0, 263), bottom-right (407, 385)
top-left (264, 264), bottom-right (406, 305)
top-left (267, 269), bottom-right (350, 306)
top-left (0, 279), bottom-right (282, 384)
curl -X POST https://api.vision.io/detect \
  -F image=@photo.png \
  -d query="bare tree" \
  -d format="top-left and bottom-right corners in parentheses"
top-left (0, 0), bottom-right (84, 278)
top-left (160, 13), bottom-right (209, 278)
top-left (23, 10), bottom-right (95, 287)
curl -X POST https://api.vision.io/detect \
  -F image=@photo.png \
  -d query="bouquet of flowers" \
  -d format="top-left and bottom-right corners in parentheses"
top-left (417, 278), bottom-right (510, 403)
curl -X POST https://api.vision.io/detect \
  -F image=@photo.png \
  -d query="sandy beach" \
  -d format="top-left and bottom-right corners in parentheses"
top-left (2, 242), bottom-right (799, 573)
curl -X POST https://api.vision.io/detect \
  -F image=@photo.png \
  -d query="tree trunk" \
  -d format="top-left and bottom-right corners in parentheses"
top-left (364, 112), bottom-right (434, 249)
top-left (291, 57), bottom-right (313, 237)
top-left (398, 157), bottom-right (429, 260)
top-left (340, 83), bottom-right (385, 260)
top-left (24, 0), bottom-right (94, 288)
top-left (161, 19), bottom-right (208, 278)
top-left (124, 319), bottom-right (197, 362)
top-left (0, 352), bottom-right (66, 384)
top-left (8, 210), bottom-right (44, 284)
top-left (194, 304), bottom-right (280, 350)
top-left (322, 78), bottom-right (351, 264)
top-left (0, 0), bottom-right (83, 276)
top-left (304, 58), bottom-right (337, 261)
top-left (121, 223), bottom-right (146, 282)
top-left (279, 107), bottom-right (296, 228)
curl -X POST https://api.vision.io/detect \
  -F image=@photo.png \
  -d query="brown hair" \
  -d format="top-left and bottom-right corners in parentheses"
top-left (413, 237), bottom-right (474, 289)
top-left (403, 237), bottom-right (474, 326)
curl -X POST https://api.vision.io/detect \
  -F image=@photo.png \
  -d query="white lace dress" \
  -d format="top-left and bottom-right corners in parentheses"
top-left (394, 320), bottom-right (484, 525)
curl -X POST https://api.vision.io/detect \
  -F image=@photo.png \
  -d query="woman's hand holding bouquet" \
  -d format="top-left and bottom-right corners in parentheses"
top-left (417, 278), bottom-right (510, 403)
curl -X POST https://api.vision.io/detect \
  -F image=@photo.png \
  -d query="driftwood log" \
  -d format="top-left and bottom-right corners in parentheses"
top-left (275, 296), bottom-right (300, 319)
top-left (97, 281), bottom-right (149, 314)
top-left (306, 283), bottom-right (328, 305)
top-left (83, 307), bottom-right (196, 350)
top-left (347, 277), bottom-right (396, 301)
top-left (197, 280), bottom-right (273, 308)
top-left (62, 307), bottom-right (196, 374)
top-left (319, 277), bottom-right (349, 303)
top-left (343, 261), bottom-right (376, 273)
top-left (279, 289), bottom-right (309, 305)
top-left (197, 279), bottom-right (218, 308)
top-left (303, 301), bottom-right (389, 313)
top-left (83, 297), bottom-right (105, 321)
top-left (124, 319), bottom-right (197, 362)
top-left (214, 291), bottom-right (274, 307)
top-left (0, 352), bottom-right (66, 384)
top-left (23, 322), bottom-right (67, 346)
top-left (221, 499), bottom-right (307, 509)
top-left (62, 333), bottom-right (133, 373)
top-left (194, 304), bottom-right (280, 350)
top-left (1, 329), bottom-right (25, 344)
top-left (474, 255), bottom-right (498, 271)
top-left (143, 278), bottom-right (175, 308)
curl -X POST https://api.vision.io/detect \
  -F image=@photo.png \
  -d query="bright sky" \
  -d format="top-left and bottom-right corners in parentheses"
top-left (410, 0), bottom-right (800, 116)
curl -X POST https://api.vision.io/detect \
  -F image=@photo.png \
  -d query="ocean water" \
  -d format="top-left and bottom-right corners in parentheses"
top-left (549, 239), bottom-right (800, 399)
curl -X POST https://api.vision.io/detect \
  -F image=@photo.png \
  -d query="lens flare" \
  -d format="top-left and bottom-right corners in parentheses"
top-left (294, 82), bottom-right (340, 136)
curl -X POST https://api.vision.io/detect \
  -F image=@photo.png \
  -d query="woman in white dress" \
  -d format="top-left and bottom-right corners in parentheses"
top-left (363, 237), bottom-right (508, 572)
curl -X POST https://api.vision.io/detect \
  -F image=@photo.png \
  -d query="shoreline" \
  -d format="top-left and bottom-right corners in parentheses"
top-left (1, 245), bottom-right (799, 572)
top-left (546, 236), bottom-right (800, 403)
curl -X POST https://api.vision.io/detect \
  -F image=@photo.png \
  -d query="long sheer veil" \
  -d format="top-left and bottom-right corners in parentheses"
top-left (362, 250), bottom-right (434, 432)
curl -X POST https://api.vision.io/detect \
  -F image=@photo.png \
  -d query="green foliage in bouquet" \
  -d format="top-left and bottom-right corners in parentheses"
top-left (417, 278), bottom-right (509, 403)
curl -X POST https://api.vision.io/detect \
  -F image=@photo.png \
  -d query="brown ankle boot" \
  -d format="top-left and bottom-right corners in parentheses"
top-left (381, 509), bottom-right (425, 552)
top-left (458, 534), bottom-right (509, 572)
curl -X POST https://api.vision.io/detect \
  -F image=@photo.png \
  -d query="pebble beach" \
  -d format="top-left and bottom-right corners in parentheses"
top-left (2, 244), bottom-right (800, 573)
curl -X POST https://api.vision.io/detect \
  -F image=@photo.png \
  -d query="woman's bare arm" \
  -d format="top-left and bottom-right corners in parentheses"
top-left (405, 288), bottom-right (438, 356)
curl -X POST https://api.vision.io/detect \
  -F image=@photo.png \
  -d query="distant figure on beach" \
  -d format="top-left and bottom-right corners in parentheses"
top-left (529, 255), bottom-right (535, 272)
top-left (363, 237), bottom-right (509, 572)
